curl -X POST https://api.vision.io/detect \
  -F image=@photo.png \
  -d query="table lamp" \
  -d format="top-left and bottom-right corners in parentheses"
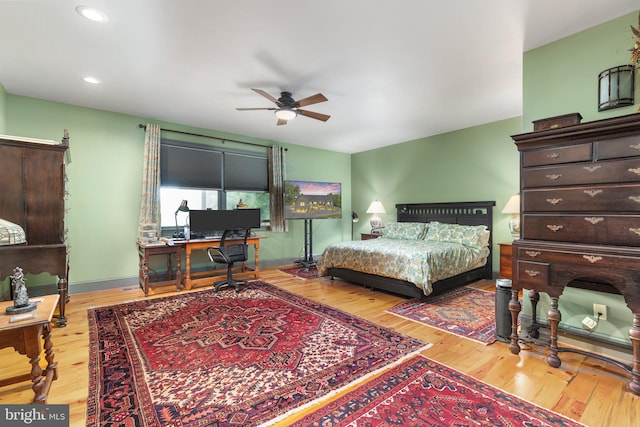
top-left (174, 200), bottom-right (189, 238)
top-left (501, 194), bottom-right (520, 240)
top-left (366, 200), bottom-right (386, 233)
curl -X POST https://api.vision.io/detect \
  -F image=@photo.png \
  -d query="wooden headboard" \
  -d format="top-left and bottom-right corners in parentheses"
top-left (396, 200), bottom-right (496, 278)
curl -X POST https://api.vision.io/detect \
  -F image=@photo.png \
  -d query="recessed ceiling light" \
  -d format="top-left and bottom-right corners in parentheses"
top-left (76, 6), bottom-right (108, 23)
top-left (83, 76), bottom-right (101, 84)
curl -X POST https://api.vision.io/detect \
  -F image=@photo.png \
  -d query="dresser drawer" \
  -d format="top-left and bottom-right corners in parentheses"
top-left (523, 143), bottom-right (592, 167)
top-left (515, 260), bottom-right (549, 288)
top-left (596, 134), bottom-right (640, 160)
top-left (522, 158), bottom-right (640, 188)
top-left (523, 184), bottom-right (640, 212)
top-left (515, 244), bottom-right (640, 270)
top-left (523, 214), bottom-right (640, 245)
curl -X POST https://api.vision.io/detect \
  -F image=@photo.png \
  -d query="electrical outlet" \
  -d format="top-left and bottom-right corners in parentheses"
top-left (593, 303), bottom-right (607, 321)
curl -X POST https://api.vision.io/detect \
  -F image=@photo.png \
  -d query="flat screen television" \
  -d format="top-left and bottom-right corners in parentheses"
top-left (284, 180), bottom-right (342, 220)
top-left (189, 209), bottom-right (261, 236)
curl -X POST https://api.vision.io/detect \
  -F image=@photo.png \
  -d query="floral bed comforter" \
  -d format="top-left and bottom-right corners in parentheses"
top-left (316, 237), bottom-right (487, 296)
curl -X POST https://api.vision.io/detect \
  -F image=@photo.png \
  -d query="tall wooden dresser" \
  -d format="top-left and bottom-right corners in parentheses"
top-left (0, 132), bottom-right (70, 327)
top-left (508, 113), bottom-right (640, 395)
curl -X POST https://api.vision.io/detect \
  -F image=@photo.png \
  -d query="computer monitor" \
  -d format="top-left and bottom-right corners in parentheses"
top-left (189, 209), bottom-right (261, 236)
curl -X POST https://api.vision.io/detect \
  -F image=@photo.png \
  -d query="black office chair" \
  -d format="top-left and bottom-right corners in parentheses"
top-left (207, 228), bottom-right (250, 292)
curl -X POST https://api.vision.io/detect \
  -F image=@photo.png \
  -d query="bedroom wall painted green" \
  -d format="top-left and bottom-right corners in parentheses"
top-left (523, 11), bottom-right (639, 130)
top-left (3, 95), bottom-right (351, 288)
top-left (520, 10), bottom-right (639, 346)
top-left (0, 83), bottom-right (7, 132)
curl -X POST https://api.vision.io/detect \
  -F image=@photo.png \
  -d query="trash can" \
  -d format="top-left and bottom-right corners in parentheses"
top-left (495, 278), bottom-right (512, 342)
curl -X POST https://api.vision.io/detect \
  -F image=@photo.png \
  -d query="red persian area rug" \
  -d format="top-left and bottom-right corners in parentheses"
top-left (291, 355), bottom-right (585, 427)
top-left (387, 286), bottom-right (496, 345)
top-left (86, 281), bottom-right (427, 427)
top-left (279, 265), bottom-right (319, 279)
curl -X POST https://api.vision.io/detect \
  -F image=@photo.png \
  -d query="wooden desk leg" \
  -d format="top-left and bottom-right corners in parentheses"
top-left (175, 249), bottom-right (182, 291)
top-left (140, 251), bottom-right (150, 296)
top-left (184, 249), bottom-right (192, 290)
top-left (509, 289), bottom-right (522, 355)
top-left (547, 296), bottom-right (562, 368)
top-left (254, 244), bottom-right (260, 279)
top-left (629, 313), bottom-right (640, 395)
top-left (167, 253), bottom-right (174, 281)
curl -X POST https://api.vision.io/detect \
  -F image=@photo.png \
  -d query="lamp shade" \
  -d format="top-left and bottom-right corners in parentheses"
top-left (501, 194), bottom-right (521, 240)
top-left (366, 200), bottom-right (386, 214)
top-left (501, 194), bottom-right (520, 214)
top-left (175, 200), bottom-right (189, 214)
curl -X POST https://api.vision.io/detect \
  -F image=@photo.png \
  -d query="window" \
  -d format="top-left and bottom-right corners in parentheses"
top-left (159, 140), bottom-right (270, 230)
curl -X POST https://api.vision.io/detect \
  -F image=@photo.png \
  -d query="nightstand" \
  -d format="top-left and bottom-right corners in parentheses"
top-left (361, 233), bottom-right (381, 240)
top-left (498, 242), bottom-right (512, 279)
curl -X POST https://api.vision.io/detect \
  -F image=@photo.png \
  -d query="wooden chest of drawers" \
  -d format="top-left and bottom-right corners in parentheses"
top-left (509, 113), bottom-right (640, 396)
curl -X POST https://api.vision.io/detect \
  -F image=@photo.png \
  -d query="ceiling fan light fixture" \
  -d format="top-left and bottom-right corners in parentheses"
top-left (275, 109), bottom-right (297, 121)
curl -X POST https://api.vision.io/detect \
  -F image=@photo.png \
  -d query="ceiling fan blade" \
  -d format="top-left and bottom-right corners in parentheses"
top-left (251, 88), bottom-right (279, 104)
top-left (276, 118), bottom-right (288, 126)
top-left (236, 107), bottom-right (276, 111)
top-left (292, 93), bottom-right (328, 108)
top-left (297, 109), bottom-right (331, 122)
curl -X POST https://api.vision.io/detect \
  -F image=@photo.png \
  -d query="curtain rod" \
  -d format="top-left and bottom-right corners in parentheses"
top-left (138, 124), bottom-right (286, 150)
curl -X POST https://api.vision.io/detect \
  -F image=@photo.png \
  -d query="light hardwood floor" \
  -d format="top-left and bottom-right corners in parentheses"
top-left (1, 267), bottom-right (638, 426)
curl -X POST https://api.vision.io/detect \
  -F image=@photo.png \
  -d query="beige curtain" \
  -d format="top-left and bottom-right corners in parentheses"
top-left (138, 124), bottom-right (162, 237)
top-left (268, 145), bottom-right (287, 232)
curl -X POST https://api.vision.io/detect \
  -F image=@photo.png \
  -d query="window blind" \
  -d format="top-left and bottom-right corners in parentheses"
top-left (160, 140), bottom-right (267, 191)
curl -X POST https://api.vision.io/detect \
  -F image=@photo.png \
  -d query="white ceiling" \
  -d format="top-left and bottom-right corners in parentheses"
top-left (1, 1), bottom-right (638, 153)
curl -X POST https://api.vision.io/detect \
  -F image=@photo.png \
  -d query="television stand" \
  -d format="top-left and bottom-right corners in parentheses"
top-left (294, 219), bottom-right (316, 269)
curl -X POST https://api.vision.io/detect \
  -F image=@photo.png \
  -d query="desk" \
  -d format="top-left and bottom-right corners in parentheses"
top-left (0, 294), bottom-right (59, 403)
top-left (175, 236), bottom-right (264, 290)
top-left (137, 242), bottom-right (182, 296)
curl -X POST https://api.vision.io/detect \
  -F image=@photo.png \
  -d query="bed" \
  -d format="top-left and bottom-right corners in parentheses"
top-left (317, 201), bottom-right (495, 300)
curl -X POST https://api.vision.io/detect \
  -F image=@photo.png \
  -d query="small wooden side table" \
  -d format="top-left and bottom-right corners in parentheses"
top-left (0, 294), bottom-right (59, 403)
top-left (499, 242), bottom-right (512, 279)
top-left (361, 233), bottom-right (382, 240)
top-left (138, 242), bottom-right (182, 296)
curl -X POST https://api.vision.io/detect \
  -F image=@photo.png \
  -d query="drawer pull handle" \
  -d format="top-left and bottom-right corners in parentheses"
top-left (629, 228), bottom-right (640, 236)
top-left (546, 225), bottom-right (563, 232)
top-left (582, 165), bottom-right (602, 173)
top-left (546, 174), bottom-right (562, 181)
top-left (546, 152), bottom-right (560, 159)
top-left (525, 270), bottom-right (540, 277)
top-left (525, 251), bottom-right (541, 257)
top-left (630, 144), bottom-right (640, 151)
top-left (628, 168), bottom-right (640, 176)
top-left (546, 198), bottom-right (562, 205)
top-left (629, 196), bottom-right (640, 204)
top-left (583, 255), bottom-right (603, 264)
top-left (584, 189), bottom-right (602, 197)
top-left (584, 217), bottom-right (604, 225)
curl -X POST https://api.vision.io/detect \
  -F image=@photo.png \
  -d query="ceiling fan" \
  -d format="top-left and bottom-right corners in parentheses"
top-left (236, 88), bottom-right (330, 126)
